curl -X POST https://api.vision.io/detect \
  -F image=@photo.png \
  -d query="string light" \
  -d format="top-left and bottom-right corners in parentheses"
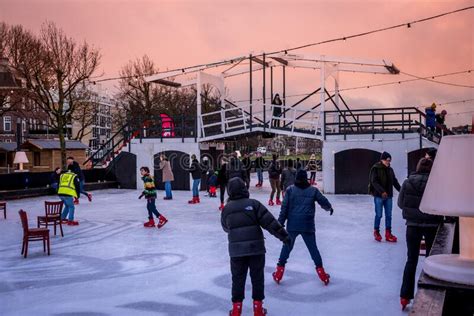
top-left (91, 6), bottom-right (473, 83)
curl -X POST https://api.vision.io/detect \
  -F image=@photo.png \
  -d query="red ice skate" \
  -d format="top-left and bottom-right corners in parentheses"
top-left (67, 220), bottom-right (79, 226)
top-left (316, 267), bottom-right (330, 285)
top-left (196, 197), bottom-right (200, 203)
top-left (385, 229), bottom-right (398, 242)
top-left (188, 196), bottom-right (198, 204)
top-left (374, 229), bottom-right (382, 242)
top-left (400, 297), bottom-right (410, 310)
top-left (272, 265), bottom-right (285, 284)
top-left (87, 193), bottom-right (92, 202)
top-left (143, 218), bottom-right (155, 227)
top-left (275, 198), bottom-right (281, 205)
top-left (253, 300), bottom-right (267, 316)
top-left (229, 302), bottom-right (242, 316)
top-left (157, 215), bottom-right (168, 228)
top-left (268, 199), bottom-right (274, 206)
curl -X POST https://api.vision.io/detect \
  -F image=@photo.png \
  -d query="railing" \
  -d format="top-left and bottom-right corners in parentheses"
top-left (84, 114), bottom-right (197, 168)
top-left (323, 107), bottom-right (443, 143)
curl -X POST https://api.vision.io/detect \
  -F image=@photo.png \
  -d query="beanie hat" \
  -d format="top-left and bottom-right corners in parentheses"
top-left (380, 151), bottom-right (392, 161)
top-left (296, 169), bottom-right (308, 182)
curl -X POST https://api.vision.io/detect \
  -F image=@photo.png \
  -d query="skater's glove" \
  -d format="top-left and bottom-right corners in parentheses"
top-left (381, 192), bottom-right (388, 199)
top-left (138, 194), bottom-right (144, 199)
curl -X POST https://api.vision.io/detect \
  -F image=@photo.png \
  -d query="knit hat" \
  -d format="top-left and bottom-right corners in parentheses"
top-left (380, 151), bottom-right (392, 161)
top-left (294, 169), bottom-right (310, 189)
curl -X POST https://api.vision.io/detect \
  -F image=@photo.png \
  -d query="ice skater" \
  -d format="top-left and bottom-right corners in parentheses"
top-left (272, 170), bottom-right (334, 286)
top-left (398, 158), bottom-right (443, 310)
top-left (139, 167), bottom-right (168, 229)
top-left (222, 177), bottom-right (290, 316)
top-left (58, 168), bottom-right (81, 226)
top-left (268, 154), bottom-right (282, 206)
top-left (67, 156), bottom-right (92, 203)
top-left (306, 154), bottom-right (318, 185)
top-left (280, 159), bottom-right (296, 196)
top-left (207, 169), bottom-right (218, 197)
top-left (188, 154), bottom-right (202, 204)
top-left (368, 151), bottom-right (401, 242)
top-left (217, 156), bottom-right (229, 211)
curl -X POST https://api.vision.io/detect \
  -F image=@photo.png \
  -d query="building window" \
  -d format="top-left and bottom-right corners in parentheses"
top-left (3, 116), bottom-right (12, 132)
top-left (34, 152), bottom-right (41, 166)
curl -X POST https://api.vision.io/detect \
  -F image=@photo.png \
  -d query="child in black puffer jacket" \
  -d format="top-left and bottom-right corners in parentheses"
top-left (221, 177), bottom-right (290, 316)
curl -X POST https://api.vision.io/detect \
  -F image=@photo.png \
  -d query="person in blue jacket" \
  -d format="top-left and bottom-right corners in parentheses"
top-left (425, 103), bottom-right (437, 134)
top-left (272, 169), bottom-right (334, 286)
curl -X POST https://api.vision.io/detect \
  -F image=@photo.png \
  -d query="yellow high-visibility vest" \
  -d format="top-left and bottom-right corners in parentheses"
top-left (58, 172), bottom-right (78, 198)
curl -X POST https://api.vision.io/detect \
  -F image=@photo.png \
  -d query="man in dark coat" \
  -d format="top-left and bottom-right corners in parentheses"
top-left (369, 151), bottom-right (401, 242)
top-left (221, 177), bottom-right (290, 316)
top-left (241, 153), bottom-right (252, 189)
top-left (398, 158), bottom-right (443, 310)
top-left (273, 170), bottom-right (334, 286)
top-left (67, 156), bottom-right (92, 203)
top-left (268, 154), bottom-right (282, 206)
top-left (226, 154), bottom-right (248, 184)
top-left (188, 154), bottom-right (203, 204)
top-left (280, 159), bottom-right (296, 194)
top-left (254, 152), bottom-right (266, 187)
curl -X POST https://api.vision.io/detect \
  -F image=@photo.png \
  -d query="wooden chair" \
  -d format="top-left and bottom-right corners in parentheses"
top-left (19, 210), bottom-right (50, 258)
top-left (37, 201), bottom-right (64, 237)
top-left (0, 201), bottom-right (6, 219)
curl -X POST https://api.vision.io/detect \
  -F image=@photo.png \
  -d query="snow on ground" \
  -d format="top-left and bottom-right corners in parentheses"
top-left (0, 175), bottom-right (422, 316)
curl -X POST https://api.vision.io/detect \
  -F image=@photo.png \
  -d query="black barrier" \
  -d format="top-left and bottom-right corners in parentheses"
top-left (0, 169), bottom-right (116, 191)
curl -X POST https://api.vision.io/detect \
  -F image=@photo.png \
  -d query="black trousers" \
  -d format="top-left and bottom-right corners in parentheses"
top-left (220, 184), bottom-right (226, 204)
top-left (400, 225), bottom-right (438, 299)
top-left (231, 254), bottom-right (265, 302)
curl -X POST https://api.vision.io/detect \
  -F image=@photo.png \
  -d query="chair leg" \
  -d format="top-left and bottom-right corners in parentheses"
top-left (43, 238), bottom-right (46, 252)
top-left (21, 239), bottom-right (25, 255)
top-left (37, 218), bottom-right (40, 228)
top-left (54, 222), bottom-right (57, 236)
top-left (24, 239), bottom-right (28, 258)
top-left (47, 236), bottom-right (50, 256)
top-left (59, 221), bottom-right (64, 237)
top-left (3, 208), bottom-right (5, 219)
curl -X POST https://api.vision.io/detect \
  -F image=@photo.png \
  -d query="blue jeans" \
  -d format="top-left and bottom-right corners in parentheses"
top-left (146, 198), bottom-right (161, 219)
top-left (256, 168), bottom-right (263, 183)
top-left (165, 181), bottom-right (172, 198)
top-left (374, 197), bottom-right (393, 230)
top-left (192, 179), bottom-right (201, 197)
top-left (60, 196), bottom-right (75, 221)
top-left (79, 180), bottom-right (89, 197)
top-left (278, 231), bottom-right (323, 268)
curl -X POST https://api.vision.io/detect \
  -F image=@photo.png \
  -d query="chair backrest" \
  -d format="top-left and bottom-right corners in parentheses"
top-left (18, 210), bottom-right (29, 234)
top-left (45, 201), bottom-right (63, 217)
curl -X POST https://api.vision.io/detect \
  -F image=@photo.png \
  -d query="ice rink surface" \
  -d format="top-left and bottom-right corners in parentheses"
top-left (0, 176), bottom-right (420, 315)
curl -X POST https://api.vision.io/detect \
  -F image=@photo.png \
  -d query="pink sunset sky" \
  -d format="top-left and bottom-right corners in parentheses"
top-left (1, 0), bottom-right (473, 127)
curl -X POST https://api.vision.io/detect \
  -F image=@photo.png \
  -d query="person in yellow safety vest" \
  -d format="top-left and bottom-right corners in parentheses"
top-left (58, 169), bottom-right (81, 226)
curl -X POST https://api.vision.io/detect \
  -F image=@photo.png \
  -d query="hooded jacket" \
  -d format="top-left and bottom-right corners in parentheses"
top-left (268, 159), bottom-right (282, 180)
top-left (221, 178), bottom-right (289, 257)
top-left (226, 157), bottom-right (248, 182)
top-left (189, 159), bottom-right (202, 180)
top-left (278, 176), bottom-right (333, 232)
top-left (397, 172), bottom-right (443, 227)
top-left (369, 162), bottom-right (401, 197)
top-left (281, 167), bottom-right (296, 190)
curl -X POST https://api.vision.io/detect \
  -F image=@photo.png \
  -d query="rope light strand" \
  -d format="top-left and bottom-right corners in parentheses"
top-left (91, 6), bottom-right (474, 83)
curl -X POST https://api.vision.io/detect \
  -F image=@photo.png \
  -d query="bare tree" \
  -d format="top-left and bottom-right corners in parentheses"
top-left (4, 22), bottom-right (100, 166)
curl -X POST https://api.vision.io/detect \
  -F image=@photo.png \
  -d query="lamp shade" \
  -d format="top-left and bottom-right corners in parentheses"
top-left (420, 135), bottom-right (474, 217)
top-left (13, 151), bottom-right (29, 164)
